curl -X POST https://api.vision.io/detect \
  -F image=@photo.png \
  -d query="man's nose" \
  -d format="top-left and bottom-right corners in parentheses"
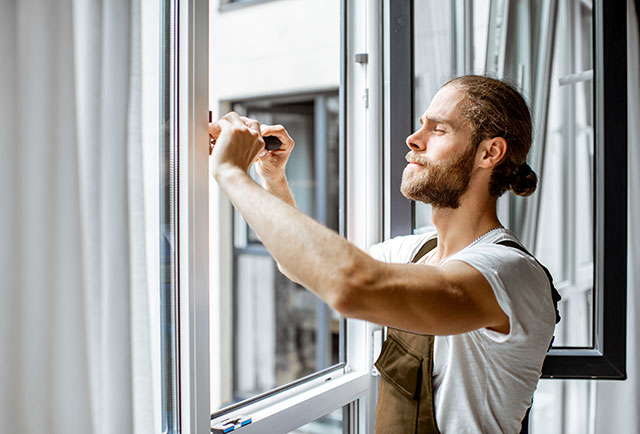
top-left (406, 130), bottom-right (426, 151)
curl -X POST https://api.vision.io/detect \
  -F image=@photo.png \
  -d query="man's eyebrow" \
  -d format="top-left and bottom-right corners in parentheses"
top-left (419, 115), bottom-right (458, 128)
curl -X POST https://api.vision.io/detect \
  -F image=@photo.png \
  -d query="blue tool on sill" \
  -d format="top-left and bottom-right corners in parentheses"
top-left (212, 415), bottom-right (252, 433)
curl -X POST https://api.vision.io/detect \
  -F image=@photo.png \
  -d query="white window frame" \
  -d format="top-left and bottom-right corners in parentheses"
top-left (179, 0), bottom-right (386, 433)
top-left (178, 0), bottom-right (211, 432)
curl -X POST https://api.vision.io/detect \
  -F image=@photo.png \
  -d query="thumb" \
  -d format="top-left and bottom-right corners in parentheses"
top-left (208, 121), bottom-right (222, 139)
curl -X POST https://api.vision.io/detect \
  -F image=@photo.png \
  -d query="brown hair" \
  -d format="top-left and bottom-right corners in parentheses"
top-left (444, 75), bottom-right (537, 197)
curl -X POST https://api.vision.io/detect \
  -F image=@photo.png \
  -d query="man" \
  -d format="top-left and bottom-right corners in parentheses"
top-left (209, 75), bottom-right (559, 433)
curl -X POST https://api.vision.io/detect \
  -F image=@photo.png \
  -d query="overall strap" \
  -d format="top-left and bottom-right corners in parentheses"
top-left (496, 240), bottom-right (562, 325)
top-left (412, 237), bottom-right (438, 263)
top-left (495, 241), bottom-right (559, 434)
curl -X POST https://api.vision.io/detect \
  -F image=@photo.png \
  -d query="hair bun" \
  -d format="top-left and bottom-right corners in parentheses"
top-left (511, 163), bottom-right (538, 196)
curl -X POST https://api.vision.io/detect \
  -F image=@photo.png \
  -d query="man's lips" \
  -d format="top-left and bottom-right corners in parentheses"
top-left (405, 152), bottom-right (427, 166)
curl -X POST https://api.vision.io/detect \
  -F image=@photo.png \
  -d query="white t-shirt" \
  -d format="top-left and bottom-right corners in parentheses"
top-left (369, 228), bottom-right (556, 434)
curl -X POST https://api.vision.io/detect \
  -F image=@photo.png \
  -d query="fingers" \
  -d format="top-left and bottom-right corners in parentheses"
top-left (221, 111), bottom-right (247, 129)
top-left (227, 113), bottom-right (264, 143)
top-left (210, 112), bottom-right (257, 137)
top-left (260, 124), bottom-right (291, 140)
top-left (212, 112), bottom-right (264, 144)
top-left (240, 116), bottom-right (261, 134)
top-left (213, 112), bottom-right (272, 140)
top-left (209, 112), bottom-right (276, 161)
top-left (220, 112), bottom-right (262, 134)
top-left (208, 121), bottom-right (222, 139)
top-left (260, 124), bottom-right (294, 150)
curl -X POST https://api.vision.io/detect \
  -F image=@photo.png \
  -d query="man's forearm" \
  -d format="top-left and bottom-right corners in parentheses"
top-left (260, 173), bottom-right (299, 281)
top-left (261, 174), bottom-right (296, 208)
top-left (216, 167), bottom-right (364, 307)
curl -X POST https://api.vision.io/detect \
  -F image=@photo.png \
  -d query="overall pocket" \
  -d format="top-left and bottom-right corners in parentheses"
top-left (374, 334), bottom-right (423, 434)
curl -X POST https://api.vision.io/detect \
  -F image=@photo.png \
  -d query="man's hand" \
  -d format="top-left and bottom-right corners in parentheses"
top-left (256, 124), bottom-right (295, 185)
top-left (209, 112), bottom-right (264, 179)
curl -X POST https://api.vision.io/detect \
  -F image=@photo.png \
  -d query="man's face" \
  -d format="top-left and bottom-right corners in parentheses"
top-left (400, 85), bottom-right (477, 209)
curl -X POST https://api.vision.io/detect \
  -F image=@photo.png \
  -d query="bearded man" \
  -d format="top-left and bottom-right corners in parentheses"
top-left (209, 75), bottom-right (560, 434)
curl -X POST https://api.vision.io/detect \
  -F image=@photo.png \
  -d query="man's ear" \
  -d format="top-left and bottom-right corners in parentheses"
top-left (477, 137), bottom-right (507, 169)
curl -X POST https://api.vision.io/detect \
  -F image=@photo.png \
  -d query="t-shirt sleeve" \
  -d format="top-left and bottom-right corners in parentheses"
top-left (447, 244), bottom-right (555, 344)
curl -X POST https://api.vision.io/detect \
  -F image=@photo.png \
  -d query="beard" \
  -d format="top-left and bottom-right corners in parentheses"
top-left (400, 145), bottom-right (476, 209)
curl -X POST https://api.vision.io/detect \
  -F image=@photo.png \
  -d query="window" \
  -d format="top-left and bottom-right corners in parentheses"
top-left (386, 0), bottom-right (627, 378)
top-left (207, 1), bottom-right (379, 433)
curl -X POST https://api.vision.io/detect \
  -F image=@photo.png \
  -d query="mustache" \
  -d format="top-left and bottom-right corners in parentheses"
top-left (405, 151), bottom-right (430, 166)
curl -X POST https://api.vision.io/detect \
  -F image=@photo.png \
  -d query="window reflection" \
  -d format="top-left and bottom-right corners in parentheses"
top-left (288, 406), bottom-right (345, 434)
top-left (412, 0), bottom-right (594, 347)
top-left (534, 0), bottom-right (594, 348)
top-left (412, 0), bottom-right (455, 231)
top-left (231, 95), bottom-right (341, 401)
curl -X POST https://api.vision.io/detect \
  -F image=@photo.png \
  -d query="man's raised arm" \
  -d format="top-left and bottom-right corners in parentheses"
top-left (209, 112), bottom-right (509, 337)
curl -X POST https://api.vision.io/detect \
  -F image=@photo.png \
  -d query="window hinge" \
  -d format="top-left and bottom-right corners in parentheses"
top-left (362, 88), bottom-right (369, 109)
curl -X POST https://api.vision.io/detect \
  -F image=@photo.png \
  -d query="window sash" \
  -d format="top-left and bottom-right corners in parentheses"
top-left (210, 15), bottom-right (350, 427)
top-left (177, 0), bottom-right (384, 433)
top-left (543, 0), bottom-right (627, 379)
top-left (386, 0), bottom-right (627, 379)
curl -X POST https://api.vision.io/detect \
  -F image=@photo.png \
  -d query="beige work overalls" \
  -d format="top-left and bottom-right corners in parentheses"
top-left (373, 237), bottom-right (559, 434)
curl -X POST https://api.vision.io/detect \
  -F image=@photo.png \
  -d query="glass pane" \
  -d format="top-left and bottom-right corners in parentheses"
top-left (288, 406), bottom-right (345, 434)
top-left (209, 0), bottom-right (342, 411)
top-left (230, 95), bottom-right (342, 402)
top-left (534, 0), bottom-right (594, 348)
top-left (412, 0), bottom-right (594, 347)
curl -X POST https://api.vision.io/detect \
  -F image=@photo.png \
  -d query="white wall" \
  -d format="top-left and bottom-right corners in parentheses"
top-left (209, 0), bottom-right (340, 114)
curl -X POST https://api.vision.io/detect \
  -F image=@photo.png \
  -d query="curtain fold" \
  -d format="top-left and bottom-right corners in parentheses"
top-left (0, 0), bottom-right (154, 433)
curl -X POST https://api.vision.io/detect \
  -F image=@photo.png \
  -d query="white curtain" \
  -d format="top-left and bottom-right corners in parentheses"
top-left (594, 2), bottom-right (640, 432)
top-left (0, 1), bottom-right (158, 433)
